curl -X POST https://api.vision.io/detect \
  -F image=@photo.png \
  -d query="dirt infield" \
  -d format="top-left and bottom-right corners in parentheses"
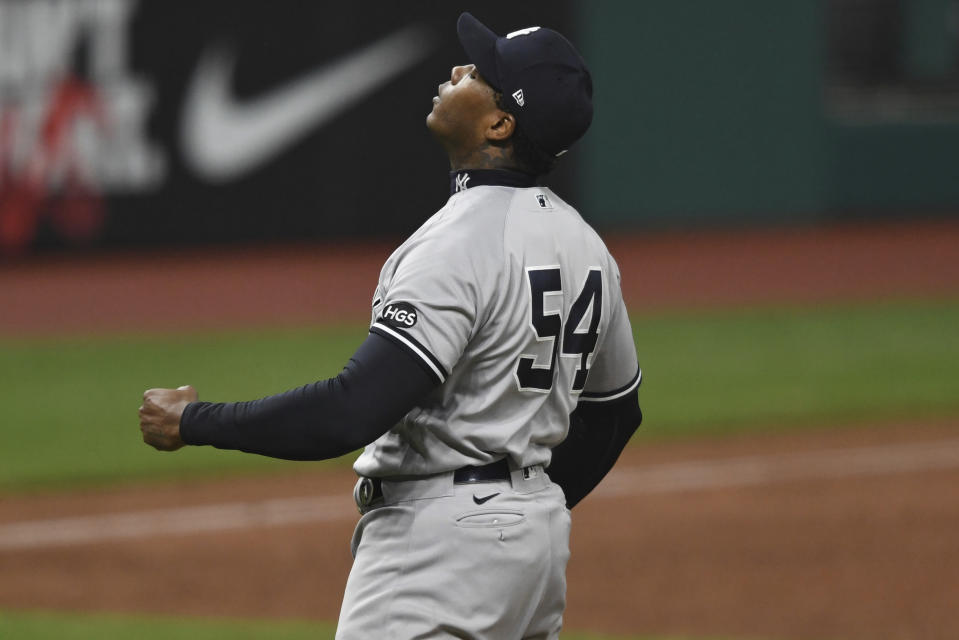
top-left (2, 219), bottom-right (959, 639)
top-left (1, 424), bottom-right (958, 640)
top-left (3, 219), bottom-right (959, 335)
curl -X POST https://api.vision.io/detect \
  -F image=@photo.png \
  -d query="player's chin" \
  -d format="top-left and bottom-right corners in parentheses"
top-left (425, 109), bottom-right (455, 144)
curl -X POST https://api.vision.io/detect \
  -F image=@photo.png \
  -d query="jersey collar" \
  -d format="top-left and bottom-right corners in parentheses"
top-left (450, 169), bottom-right (537, 195)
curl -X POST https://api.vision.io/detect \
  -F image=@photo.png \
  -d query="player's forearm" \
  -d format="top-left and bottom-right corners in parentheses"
top-left (181, 380), bottom-right (366, 460)
top-left (179, 333), bottom-right (437, 460)
top-left (547, 392), bottom-right (642, 508)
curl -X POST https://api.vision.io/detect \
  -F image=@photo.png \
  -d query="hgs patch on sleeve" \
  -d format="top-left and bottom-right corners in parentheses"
top-left (380, 302), bottom-right (419, 329)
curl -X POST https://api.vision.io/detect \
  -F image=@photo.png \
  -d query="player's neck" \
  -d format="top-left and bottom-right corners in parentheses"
top-left (448, 141), bottom-right (521, 172)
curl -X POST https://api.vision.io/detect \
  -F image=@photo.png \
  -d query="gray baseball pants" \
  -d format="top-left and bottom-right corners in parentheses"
top-left (336, 466), bottom-right (570, 639)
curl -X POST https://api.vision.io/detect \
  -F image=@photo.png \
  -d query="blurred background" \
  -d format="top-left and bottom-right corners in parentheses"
top-left (1, 1), bottom-right (958, 640)
top-left (1, 0), bottom-right (959, 254)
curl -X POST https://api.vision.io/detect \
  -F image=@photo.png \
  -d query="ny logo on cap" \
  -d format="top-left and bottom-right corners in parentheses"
top-left (455, 172), bottom-right (471, 192)
top-left (512, 89), bottom-right (525, 107)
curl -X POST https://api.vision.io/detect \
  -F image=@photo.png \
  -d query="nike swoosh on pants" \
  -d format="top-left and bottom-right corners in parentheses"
top-left (181, 24), bottom-right (436, 183)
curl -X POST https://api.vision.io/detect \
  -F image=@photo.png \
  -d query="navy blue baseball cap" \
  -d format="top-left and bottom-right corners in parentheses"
top-left (456, 12), bottom-right (593, 157)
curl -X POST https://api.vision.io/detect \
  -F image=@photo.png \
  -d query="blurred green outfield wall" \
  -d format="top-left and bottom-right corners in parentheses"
top-left (577, 0), bottom-right (959, 227)
top-left (829, 122), bottom-right (959, 211)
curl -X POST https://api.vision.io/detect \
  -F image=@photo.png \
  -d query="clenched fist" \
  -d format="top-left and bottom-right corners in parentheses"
top-left (139, 385), bottom-right (198, 451)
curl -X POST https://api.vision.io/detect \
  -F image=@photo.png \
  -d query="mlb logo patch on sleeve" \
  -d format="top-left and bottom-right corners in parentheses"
top-left (380, 302), bottom-right (419, 328)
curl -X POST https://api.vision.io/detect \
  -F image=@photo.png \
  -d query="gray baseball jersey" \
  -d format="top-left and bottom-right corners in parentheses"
top-left (354, 180), bottom-right (640, 479)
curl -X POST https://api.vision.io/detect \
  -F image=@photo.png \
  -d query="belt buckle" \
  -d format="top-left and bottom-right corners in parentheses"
top-left (354, 477), bottom-right (376, 514)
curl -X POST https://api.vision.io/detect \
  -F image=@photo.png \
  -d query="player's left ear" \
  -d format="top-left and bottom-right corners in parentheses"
top-left (486, 111), bottom-right (516, 143)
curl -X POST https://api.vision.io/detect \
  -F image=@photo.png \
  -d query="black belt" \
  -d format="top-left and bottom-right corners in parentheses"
top-left (358, 458), bottom-right (512, 506)
top-left (454, 458), bottom-right (511, 484)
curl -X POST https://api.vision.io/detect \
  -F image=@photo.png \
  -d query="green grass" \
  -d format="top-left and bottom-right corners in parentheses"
top-left (0, 324), bottom-right (367, 490)
top-left (0, 610), bottom-right (337, 640)
top-left (2, 300), bottom-right (958, 490)
top-left (632, 299), bottom-right (959, 437)
top-left (0, 609), bottom-right (726, 640)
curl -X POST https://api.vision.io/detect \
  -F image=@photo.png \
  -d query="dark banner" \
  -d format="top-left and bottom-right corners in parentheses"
top-left (0, 0), bottom-right (575, 255)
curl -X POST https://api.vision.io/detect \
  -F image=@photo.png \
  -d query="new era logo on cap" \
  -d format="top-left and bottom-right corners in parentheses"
top-left (512, 89), bottom-right (525, 107)
top-left (506, 26), bottom-right (540, 39)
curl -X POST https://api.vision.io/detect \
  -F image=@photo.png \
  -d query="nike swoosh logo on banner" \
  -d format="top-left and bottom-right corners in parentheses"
top-left (181, 24), bottom-right (435, 182)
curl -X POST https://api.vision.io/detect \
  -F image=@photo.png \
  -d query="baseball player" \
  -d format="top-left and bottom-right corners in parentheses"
top-left (139, 13), bottom-right (642, 639)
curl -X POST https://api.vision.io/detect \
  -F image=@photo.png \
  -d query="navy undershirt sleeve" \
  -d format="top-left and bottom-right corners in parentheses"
top-left (179, 332), bottom-right (438, 460)
top-left (547, 392), bottom-right (643, 509)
